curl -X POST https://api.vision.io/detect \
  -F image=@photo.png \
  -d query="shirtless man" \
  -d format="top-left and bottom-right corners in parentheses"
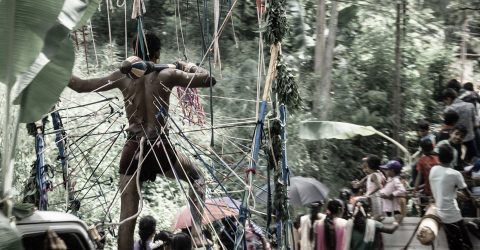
top-left (68, 32), bottom-right (216, 250)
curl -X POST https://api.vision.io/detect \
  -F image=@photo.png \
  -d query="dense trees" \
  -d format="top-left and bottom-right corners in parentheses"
top-left (4, 0), bottom-right (480, 239)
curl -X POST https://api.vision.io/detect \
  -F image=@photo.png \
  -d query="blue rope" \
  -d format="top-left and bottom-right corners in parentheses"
top-left (234, 100), bottom-right (268, 249)
top-left (35, 124), bottom-right (48, 211)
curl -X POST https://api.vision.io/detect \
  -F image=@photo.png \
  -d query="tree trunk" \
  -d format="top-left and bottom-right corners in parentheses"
top-left (460, 12), bottom-right (467, 83)
top-left (312, 0), bottom-right (325, 117)
top-left (393, 1), bottom-right (402, 156)
top-left (317, 0), bottom-right (338, 121)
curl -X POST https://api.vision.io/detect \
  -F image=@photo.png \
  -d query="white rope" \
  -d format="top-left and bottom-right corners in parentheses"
top-left (124, 0), bottom-right (128, 59)
top-left (213, 0), bottom-right (222, 73)
top-left (88, 20), bottom-right (99, 67)
top-left (105, 0), bottom-right (113, 60)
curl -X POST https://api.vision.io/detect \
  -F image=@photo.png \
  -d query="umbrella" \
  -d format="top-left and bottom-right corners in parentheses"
top-left (255, 176), bottom-right (330, 206)
top-left (172, 198), bottom-right (239, 230)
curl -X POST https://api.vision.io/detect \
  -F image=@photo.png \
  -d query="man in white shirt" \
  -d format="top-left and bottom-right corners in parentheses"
top-left (429, 144), bottom-right (473, 250)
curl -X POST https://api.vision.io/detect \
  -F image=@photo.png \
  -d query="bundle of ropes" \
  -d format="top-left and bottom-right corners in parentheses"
top-left (20, 0), bottom-right (301, 249)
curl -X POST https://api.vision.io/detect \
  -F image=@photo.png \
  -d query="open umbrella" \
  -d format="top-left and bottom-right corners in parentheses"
top-left (172, 198), bottom-right (238, 230)
top-left (255, 176), bottom-right (330, 206)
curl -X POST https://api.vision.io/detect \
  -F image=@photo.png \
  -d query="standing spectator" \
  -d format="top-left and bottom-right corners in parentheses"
top-left (436, 110), bottom-right (460, 142)
top-left (443, 88), bottom-right (478, 162)
top-left (170, 232), bottom-right (192, 250)
top-left (415, 139), bottom-right (439, 197)
top-left (435, 124), bottom-right (467, 171)
top-left (446, 79), bottom-right (462, 93)
top-left (134, 216), bottom-right (157, 250)
top-left (429, 144), bottom-right (473, 250)
top-left (414, 139), bottom-right (439, 216)
top-left (410, 120), bottom-right (436, 186)
top-left (459, 82), bottom-right (480, 109)
top-left (338, 188), bottom-right (353, 219)
top-left (299, 201), bottom-right (325, 250)
top-left (351, 155), bottom-right (385, 220)
top-left (349, 198), bottom-right (399, 250)
top-left (379, 160), bottom-right (407, 223)
top-left (314, 199), bottom-right (349, 250)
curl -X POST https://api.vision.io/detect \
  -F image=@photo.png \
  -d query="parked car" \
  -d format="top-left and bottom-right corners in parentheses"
top-left (16, 211), bottom-right (96, 250)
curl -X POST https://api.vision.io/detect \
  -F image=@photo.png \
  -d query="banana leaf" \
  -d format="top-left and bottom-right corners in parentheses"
top-left (0, 0), bottom-right (64, 87)
top-left (299, 121), bottom-right (411, 163)
top-left (13, 0), bottom-right (99, 122)
top-left (16, 39), bottom-right (76, 123)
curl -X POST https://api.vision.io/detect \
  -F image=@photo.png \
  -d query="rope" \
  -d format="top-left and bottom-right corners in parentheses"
top-left (88, 21), bottom-right (99, 67)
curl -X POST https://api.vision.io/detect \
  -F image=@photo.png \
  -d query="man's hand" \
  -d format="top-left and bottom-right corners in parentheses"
top-left (175, 60), bottom-right (197, 72)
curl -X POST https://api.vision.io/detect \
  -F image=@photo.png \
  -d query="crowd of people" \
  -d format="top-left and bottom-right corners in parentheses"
top-left (129, 79), bottom-right (480, 250)
top-left (294, 79), bottom-right (480, 250)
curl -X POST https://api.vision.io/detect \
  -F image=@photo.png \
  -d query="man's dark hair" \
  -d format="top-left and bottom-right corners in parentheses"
top-left (365, 155), bottom-right (381, 170)
top-left (420, 139), bottom-right (434, 154)
top-left (438, 144), bottom-right (454, 164)
top-left (132, 32), bottom-right (161, 60)
top-left (417, 120), bottom-right (429, 131)
top-left (453, 124), bottom-right (468, 137)
top-left (170, 232), bottom-right (192, 250)
top-left (446, 79), bottom-right (461, 92)
top-left (443, 110), bottom-right (459, 126)
top-left (138, 216), bottom-right (156, 250)
top-left (442, 88), bottom-right (458, 100)
top-left (464, 82), bottom-right (474, 91)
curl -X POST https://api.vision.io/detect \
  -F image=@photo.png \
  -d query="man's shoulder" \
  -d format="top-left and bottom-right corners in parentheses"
top-left (429, 165), bottom-right (443, 175)
top-left (452, 99), bottom-right (475, 110)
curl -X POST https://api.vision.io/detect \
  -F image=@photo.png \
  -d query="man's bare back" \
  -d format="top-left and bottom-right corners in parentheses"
top-left (69, 61), bottom-right (215, 139)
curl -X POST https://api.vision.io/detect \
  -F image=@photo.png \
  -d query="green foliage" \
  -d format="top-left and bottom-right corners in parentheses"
top-left (265, 0), bottom-right (289, 44)
top-left (13, 0), bottom-right (100, 123)
top-left (0, 0), bottom-right (64, 86)
top-left (275, 57), bottom-right (302, 111)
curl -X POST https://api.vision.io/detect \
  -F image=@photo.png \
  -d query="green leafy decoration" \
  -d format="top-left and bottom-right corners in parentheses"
top-left (275, 57), bottom-right (302, 111)
top-left (0, 0), bottom-right (64, 86)
top-left (265, 0), bottom-right (289, 44)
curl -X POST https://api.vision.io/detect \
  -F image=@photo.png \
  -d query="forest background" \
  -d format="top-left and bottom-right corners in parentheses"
top-left (3, 0), bottom-right (480, 247)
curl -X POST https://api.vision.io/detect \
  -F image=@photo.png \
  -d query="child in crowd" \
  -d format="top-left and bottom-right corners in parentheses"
top-left (299, 201), bottom-right (325, 250)
top-left (314, 199), bottom-right (349, 250)
top-left (379, 160), bottom-right (407, 223)
top-left (436, 110), bottom-right (460, 142)
top-left (352, 155), bottom-right (385, 220)
top-left (350, 198), bottom-right (399, 250)
top-left (414, 139), bottom-right (439, 216)
top-left (414, 139), bottom-right (439, 197)
top-left (134, 216), bottom-right (157, 250)
top-left (410, 120), bottom-right (436, 186)
top-left (435, 124), bottom-right (467, 171)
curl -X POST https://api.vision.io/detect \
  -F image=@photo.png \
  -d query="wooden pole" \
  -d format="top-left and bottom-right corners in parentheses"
top-left (393, 0), bottom-right (402, 156)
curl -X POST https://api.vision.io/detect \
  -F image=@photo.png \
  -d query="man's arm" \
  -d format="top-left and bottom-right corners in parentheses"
top-left (165, 62), bottom-right (216, 88)
top-left (68, 71), bottom-right (125, 93)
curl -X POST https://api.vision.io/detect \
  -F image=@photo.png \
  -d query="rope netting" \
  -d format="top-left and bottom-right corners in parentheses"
top-left (20, 0), bottom-right (293, 249)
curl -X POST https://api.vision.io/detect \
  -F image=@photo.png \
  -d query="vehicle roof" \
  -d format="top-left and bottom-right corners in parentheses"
top-left (17, 211), bottom-right (87, 226)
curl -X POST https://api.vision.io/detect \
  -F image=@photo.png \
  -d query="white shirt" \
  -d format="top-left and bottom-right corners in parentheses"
top-left (429, 165), bottom-right (467, 223)
top-left (133, 240), bottom-right (152, 250)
